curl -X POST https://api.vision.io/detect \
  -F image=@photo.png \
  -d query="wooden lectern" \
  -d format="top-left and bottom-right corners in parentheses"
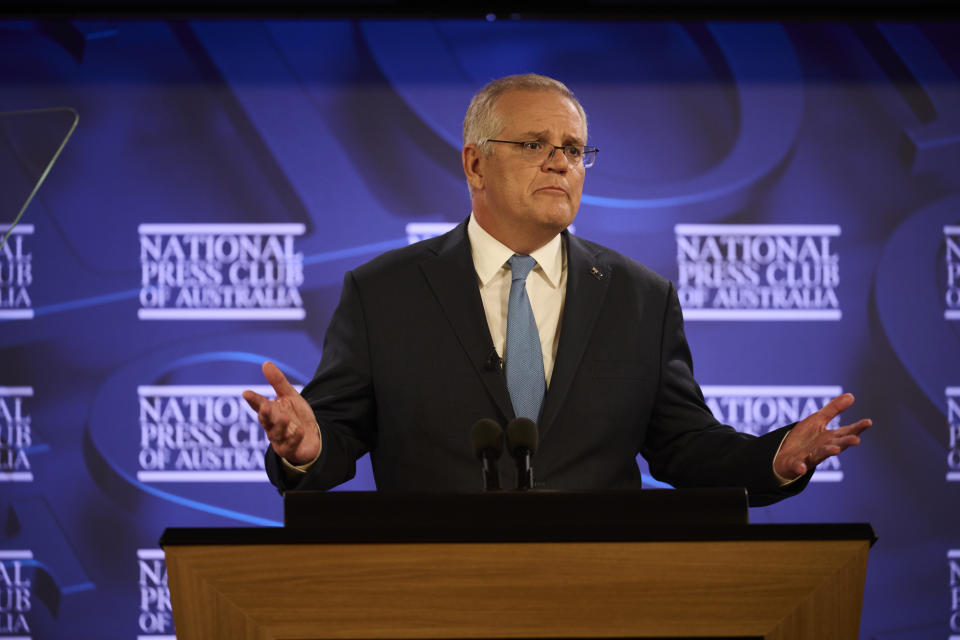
top-left (160, 490), bottom-right (875, 640)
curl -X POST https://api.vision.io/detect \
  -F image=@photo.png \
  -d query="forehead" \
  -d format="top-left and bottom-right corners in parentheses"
top-left (493, 90), bottom-right (585, 141)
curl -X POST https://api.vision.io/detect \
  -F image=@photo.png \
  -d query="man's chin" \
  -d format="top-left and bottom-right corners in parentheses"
top-left (537, 211), bottom-right (576, 234)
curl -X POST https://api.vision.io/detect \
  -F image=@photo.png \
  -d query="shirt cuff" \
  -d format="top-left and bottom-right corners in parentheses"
top-left (279, 423), bottom-right (323, 474)
top-left (772, 430), bottom-right (800, 487)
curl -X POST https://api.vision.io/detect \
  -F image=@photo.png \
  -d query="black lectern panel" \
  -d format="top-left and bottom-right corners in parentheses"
top-left (282, 489), bottom-right (750, 542)
top-left (160, 490), bottom-right (878, 547)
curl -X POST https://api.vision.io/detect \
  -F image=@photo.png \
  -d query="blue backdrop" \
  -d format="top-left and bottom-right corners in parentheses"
top-left (0, 17), bottom-right (958, 640)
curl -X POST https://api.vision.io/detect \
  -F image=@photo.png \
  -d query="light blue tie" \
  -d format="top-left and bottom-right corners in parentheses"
top-left (505, 254), bottom-right (545, 421)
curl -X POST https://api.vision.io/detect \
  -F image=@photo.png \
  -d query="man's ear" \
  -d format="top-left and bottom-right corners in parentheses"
top-left (462, 145), bottom-right (485, 192)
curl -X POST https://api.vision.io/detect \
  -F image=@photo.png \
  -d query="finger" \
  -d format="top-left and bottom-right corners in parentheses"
top-left (827, 420), bottom-right (871, 441)
top-left (833, 436), bottom-right (860, 450)
top-left (817, 393), bottom-right (855, 423)
top-left (265, 422), bottom-right (293, 446)
top-left (261, 411), bottom-right (282, 441)
top-left (260, 401), bottom-right (291, 438)
top-left (819, 444), bottom-right (843, 458)
top-left (839, 418), bottom-right (872, 436)
top-left (271, 423), bottom-right (303, 458)
top-left (263, 361), bottom-right (299, 399)
top-left (242, 389), bottom-right (266, 412)
top-left (832, 432), bottom-right (862, 447)
top-left (263, 399), bottom-right (291, 428)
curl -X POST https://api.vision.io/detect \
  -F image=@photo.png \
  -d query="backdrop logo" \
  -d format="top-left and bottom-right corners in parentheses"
top-left (138, 223), bottom-right (306, 320)
top-left (0, 388), bottom-right (33, 482)
top-left (137, 385), bottom-right (283, 482)
top-left (947, 226), bottom-right (960, 320)
top-left (701, 385), bottom-right (844, 481)
top-left (949, 388), bottom-right (960, 482)
top-left (675, 224), bottom-right (841, 320)
top-left (951, 550), bottom-right (960, 640)
top-left (0, 224), bottom-right (33, 320)
top-left (0, 550), bottom-right (32, 638)
top-left (137, 549), bottom-right (174, 640)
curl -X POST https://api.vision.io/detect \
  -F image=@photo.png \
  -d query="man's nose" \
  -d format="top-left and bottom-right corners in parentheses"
top-left (543, 146), bottom-right (568, 172)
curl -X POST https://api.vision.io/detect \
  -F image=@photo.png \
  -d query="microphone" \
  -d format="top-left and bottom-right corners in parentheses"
top-left (506, 417), bottom-right (538, 491)
top-left (484, 350), bottom-right (503, 371)
top-left (470, 419), bottom-right (504, 491)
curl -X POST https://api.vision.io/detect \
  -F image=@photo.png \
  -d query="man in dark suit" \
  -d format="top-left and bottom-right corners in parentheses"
top-left (243, 74), bottom-right (871, 505)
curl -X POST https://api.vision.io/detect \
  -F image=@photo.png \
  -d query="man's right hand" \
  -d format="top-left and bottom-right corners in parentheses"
top-left (242, 361), bottom-right (321, 466)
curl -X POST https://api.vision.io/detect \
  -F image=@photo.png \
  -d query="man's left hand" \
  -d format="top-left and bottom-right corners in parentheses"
top-left (773, 393), bottom-right (872, 481)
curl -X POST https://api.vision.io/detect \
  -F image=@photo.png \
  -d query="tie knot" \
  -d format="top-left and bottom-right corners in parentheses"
top-left (508, 254), bottom-right (537, 281)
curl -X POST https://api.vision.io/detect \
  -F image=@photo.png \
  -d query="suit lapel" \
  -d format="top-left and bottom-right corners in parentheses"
top-left (539, 232), bottom-right (611, 436)
top-left (419, 221), bottom-right (515, 423)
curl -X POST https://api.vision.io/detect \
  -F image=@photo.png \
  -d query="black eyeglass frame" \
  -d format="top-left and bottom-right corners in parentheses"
top-left (484, 139), bottom-right (599, 168)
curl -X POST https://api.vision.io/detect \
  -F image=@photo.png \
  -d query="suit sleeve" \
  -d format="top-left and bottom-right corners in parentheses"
top-left (639, 282), bottom-right (813, 506)
top-left (265, 271), bottom-right (376, 493)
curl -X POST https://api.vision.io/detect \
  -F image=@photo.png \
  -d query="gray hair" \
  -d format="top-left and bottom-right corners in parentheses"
top-left (462, 73), bottom-right (588, 154)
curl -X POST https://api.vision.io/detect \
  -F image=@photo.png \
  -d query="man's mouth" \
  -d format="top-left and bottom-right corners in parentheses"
top-left (535, 186), bottom-right (567, 195)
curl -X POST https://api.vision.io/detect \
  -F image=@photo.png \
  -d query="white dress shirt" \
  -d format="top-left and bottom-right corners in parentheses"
top-left (467, 213), bottom-right (566, 387)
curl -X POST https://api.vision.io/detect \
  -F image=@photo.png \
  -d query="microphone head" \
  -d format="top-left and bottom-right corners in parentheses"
top-left (506, 417), bottom-right (538, 456)
top-left (470, 419), bottom-right (504, 459)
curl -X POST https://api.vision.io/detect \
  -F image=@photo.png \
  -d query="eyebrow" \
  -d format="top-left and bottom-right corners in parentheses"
top-left (520, 130), bottom-right (586, 147)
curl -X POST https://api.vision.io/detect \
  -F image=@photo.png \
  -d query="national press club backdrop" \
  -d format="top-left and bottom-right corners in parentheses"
top-left (0, 16), bottom-right (958, 640)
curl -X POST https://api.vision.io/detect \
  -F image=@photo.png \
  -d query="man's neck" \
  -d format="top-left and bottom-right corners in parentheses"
top-left (471, 214), bottom-right (560, 255)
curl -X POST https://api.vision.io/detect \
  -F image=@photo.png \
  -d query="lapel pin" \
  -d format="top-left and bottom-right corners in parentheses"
top-left (590, 266), bottom-right (605, 280)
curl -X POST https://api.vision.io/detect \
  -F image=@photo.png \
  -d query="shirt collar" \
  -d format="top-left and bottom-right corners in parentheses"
top-left (467, 212), bottom-right (564, 289)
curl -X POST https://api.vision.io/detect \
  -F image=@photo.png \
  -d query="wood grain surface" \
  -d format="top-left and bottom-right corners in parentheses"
top-left (165, 539), bottom-right (869, 640)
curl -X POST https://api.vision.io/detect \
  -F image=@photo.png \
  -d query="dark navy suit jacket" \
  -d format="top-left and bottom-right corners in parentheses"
top-left (266, 220), bottom-right (811, 505)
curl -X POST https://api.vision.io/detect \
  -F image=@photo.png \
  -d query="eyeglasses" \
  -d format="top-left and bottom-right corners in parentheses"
top-left (484, 139), bottom-right (599, 168)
